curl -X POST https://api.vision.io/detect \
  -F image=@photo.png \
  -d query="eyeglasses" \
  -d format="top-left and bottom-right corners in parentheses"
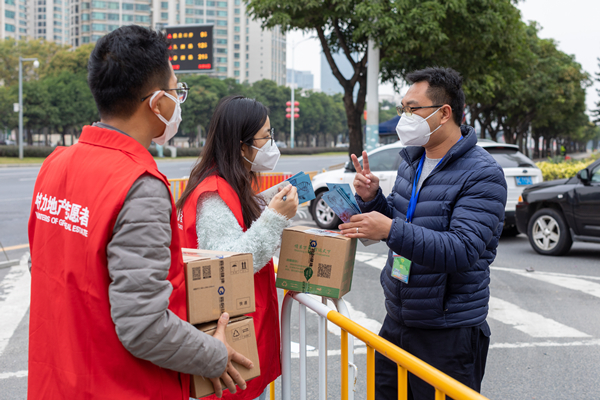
top-left (253, 128), bottom-right (275, 146)
top-left (141, 82), bottom-right (189, 104)
top-left (396, 104), bottom-right (444, 117)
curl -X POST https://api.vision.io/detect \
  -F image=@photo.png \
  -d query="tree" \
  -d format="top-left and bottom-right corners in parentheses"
top-left (45, 71), bottom-right (98, 145)
top-left (248, 0), bottom-right (527, 158)
top-left (593, 58), bottom-right (600, 125)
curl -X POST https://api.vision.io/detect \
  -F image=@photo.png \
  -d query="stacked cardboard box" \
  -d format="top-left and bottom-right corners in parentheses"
top-left (182, 249), bottom-right (261, 398)
top-left (276, 226), bottom-right (357, 298)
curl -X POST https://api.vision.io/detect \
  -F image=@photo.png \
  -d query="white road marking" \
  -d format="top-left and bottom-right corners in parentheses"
top-left (0, 197), bottom-right (32, 202)
top-left (289, 338), bottom-right (600, 358)
top-left (304, 295), bottom-right (382, 337)
top-left (492, 266), bottom-right (600, 297)
top-left (355, 251), bottom-right (386, 271)
top-left (291, 347), bottom-right (368, 359)
top-left (490, 338), bottom-right (600, 349)
top-left (0, 370), bottom-right (28, 380)
top-left (0, 253), bottom-right (31, 357)
top-left (488, 297), bottom-right (590, 338)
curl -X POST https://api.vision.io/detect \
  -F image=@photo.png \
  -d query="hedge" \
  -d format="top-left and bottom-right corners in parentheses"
top-left (536, 153), bottom-right (600, 181)
top-left (279, 147), bottom-right (347, 155)
top-left (0, 145), bottom-right (59, 158)
top-left (0, 144), bottom-right (346, 159)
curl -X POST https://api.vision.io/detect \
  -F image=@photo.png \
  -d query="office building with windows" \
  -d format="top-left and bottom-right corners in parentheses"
top-left (62, 0), bottom-right (286, 84)
top-left (1, 0), bottom-right (31, 41)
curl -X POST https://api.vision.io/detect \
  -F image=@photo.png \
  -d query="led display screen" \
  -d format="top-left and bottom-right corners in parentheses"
top-left (165, 24), bottom-right (213, 72)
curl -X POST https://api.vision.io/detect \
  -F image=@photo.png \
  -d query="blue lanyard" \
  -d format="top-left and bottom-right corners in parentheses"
top-left (406, 136), bottom-right (462, 223)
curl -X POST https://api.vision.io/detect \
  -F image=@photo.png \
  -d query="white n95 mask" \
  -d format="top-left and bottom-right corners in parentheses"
top-left (244, 140), bottom-right (280, 172)
top-left (150, 91), bottom-right (182, 145)
top-left (396, 107), bottom-right (443, 146)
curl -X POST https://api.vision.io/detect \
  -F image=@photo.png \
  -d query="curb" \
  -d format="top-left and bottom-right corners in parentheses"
top-left (0, 163), bottom-right (43, 168)
top-left (0, 260), bottom-right (19, 269)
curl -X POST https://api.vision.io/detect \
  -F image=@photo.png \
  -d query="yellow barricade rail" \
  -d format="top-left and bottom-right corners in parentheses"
top-left (169, 178), bottom-right (189, 203)
top-left (281, 292), bottom-right (490, 400)
top-left (169, 172), bottom-right (313, 203)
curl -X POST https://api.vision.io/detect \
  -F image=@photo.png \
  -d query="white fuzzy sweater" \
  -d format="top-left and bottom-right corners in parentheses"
top-left (196, 192), bottom-right (291, 273)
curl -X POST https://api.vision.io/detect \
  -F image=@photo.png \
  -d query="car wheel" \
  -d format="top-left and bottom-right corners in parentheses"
top-left (310, 191), bottom-right (341, 229)
top-left (527, 208), bottom-right (573, 256)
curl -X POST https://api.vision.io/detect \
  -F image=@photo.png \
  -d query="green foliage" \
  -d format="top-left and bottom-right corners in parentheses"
top-left (536, 153), bottom-right (600, 181)
top-left (0, 145), bottom-right (60, 157)
top-left (0, 37), bottom-right (348, 156)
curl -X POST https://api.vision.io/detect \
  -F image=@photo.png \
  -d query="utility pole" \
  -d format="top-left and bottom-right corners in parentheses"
top-left (18, 57), bottom-right (39, 160)
top-left (365, 39), bottom-right (380, 151)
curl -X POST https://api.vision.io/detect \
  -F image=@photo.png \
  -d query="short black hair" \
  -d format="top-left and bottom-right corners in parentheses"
top-left (88, 25), bottom-right (171, 119)
top-left (406, 67), bottom-right (465, 126)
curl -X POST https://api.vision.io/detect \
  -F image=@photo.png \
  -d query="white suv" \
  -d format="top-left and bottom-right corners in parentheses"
top-left (309, 139), bottom-right (543, 235)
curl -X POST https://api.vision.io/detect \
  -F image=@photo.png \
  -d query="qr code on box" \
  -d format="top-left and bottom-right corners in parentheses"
top-left (203, 265), bottom-right (211, 279)
top-left (318, 263), bottom-right (332, 279)
top-left (192, 267), bottom-right (202, 281)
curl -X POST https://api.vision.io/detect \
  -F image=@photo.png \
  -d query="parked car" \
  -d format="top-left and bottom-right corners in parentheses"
top-left (515, 158), bottom-right (600, 256)
top-left (309, 139), bottom-right (542, 233)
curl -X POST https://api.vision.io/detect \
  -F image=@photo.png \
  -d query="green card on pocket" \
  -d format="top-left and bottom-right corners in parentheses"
top-left (391, 252), bottom-right (411, 284)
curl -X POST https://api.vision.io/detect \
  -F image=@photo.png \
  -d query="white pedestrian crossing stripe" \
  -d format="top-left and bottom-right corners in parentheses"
top-left (0, 254), bottom-right (31, 359)
top-left (487, 297), bottom-right (590, 338)
top-left (354, 251), bottom-right (598, 344)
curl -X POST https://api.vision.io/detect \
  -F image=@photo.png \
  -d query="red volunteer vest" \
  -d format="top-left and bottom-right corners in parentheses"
top-left (179, 175), bottom-right (281, 400)
top-left (27, 126), bottom-right (190, 400)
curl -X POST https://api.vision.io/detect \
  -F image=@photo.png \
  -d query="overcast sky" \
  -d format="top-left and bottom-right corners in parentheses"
top-left (285, 0), bottom-right (600, 114)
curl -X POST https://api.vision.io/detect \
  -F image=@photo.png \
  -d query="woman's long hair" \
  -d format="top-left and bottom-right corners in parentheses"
top-left (176, 95), bottom-right (268, 228)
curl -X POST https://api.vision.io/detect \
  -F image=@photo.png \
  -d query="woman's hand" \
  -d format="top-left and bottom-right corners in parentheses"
top-left (268, 184), bottom-right (298, 219)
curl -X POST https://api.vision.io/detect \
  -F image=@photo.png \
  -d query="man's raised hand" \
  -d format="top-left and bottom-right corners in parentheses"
top-left (352, 151), bottom-right (379, 202)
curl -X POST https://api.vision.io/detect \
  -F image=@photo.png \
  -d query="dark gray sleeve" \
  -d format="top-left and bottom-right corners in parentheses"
top-left (107, 174), bottom-right (227, 378)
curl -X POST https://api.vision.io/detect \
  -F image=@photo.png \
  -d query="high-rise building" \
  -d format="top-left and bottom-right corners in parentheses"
top-left (286, 68), bottom-right (313, 90)
top-left (65, 0), bottom-right (285, 84)
top-left (1, 0), bottom-right (32, 41)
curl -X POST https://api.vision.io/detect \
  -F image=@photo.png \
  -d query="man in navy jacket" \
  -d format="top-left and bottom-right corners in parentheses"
top-left (339, 67), bottom-right (507, 399)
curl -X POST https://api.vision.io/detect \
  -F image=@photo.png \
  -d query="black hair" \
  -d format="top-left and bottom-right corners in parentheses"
top-left (406, 67), bottom-right (465, 126)
top-left (176, 95), bottom-right (269, 228)
top-left (87, 25), bottom-right (171, 119)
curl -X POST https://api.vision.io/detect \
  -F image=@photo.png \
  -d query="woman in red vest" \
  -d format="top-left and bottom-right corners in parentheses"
top-left (177, 96), bottom-right (298, 400)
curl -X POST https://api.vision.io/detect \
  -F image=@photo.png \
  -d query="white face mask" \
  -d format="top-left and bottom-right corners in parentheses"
top-left (396, 107), bottom-right (443, 146)
top-left (149, 91), bottom-right (182, 145)
top-left (244, 139), bottom-right (280, 172)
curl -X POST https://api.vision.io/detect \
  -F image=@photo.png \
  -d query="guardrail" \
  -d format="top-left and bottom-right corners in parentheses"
top-left (280, 291), bottom-right (490, 400)
top-left (169, 172), bottom-right (302, 202)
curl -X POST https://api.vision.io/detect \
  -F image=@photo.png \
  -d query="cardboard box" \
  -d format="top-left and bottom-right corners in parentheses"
top-left (183, 249), bottom-right (255, 325)
top-left (191, 316), bottom-right (261, 399)
top-left (276, 226), bottom-right (357, 298)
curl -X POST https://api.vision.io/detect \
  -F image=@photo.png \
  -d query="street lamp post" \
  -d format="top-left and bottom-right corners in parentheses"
top-left (18, 57), bottom-right (39, 160)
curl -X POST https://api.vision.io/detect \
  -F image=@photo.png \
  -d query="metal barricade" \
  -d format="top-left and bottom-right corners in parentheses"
top-left (169, 172), bottom-right (297, 202)
top-left (169, 178), bottom-right (188, 202)
top-left (280, 292), bottom-right (490, 400)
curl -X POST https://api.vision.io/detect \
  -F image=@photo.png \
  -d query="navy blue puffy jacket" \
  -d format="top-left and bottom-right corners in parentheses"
top-left (357, 126), bottom-right (507, 329)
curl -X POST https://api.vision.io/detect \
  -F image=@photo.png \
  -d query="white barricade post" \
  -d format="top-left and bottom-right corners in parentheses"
top-left (280, 292), bottom-right (355, 400)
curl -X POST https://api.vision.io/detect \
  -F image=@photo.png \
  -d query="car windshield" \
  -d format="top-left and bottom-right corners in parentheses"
top-left (484, 148), bottom-right (537, 168)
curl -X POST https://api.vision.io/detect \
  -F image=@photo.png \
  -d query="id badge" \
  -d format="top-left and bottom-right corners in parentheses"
top-left (391, 252), bottom-right (411, 284)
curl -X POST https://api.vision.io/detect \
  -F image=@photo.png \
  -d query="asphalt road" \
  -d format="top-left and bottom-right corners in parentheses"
top-left (1, 155), bottom-right (600, 399)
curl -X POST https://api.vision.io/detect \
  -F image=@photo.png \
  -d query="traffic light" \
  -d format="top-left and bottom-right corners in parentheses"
top-left (286, 101), bottom-right (300, 119)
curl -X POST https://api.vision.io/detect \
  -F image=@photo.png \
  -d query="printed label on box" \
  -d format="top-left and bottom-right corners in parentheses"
top-left (232, 326), bottom-right (251, 342)
top-left (236, 297), bottom-right (251, 309)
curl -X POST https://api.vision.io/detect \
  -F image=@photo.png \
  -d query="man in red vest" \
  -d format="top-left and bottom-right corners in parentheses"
top-left (27, 25), bottom-right (252, 400)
